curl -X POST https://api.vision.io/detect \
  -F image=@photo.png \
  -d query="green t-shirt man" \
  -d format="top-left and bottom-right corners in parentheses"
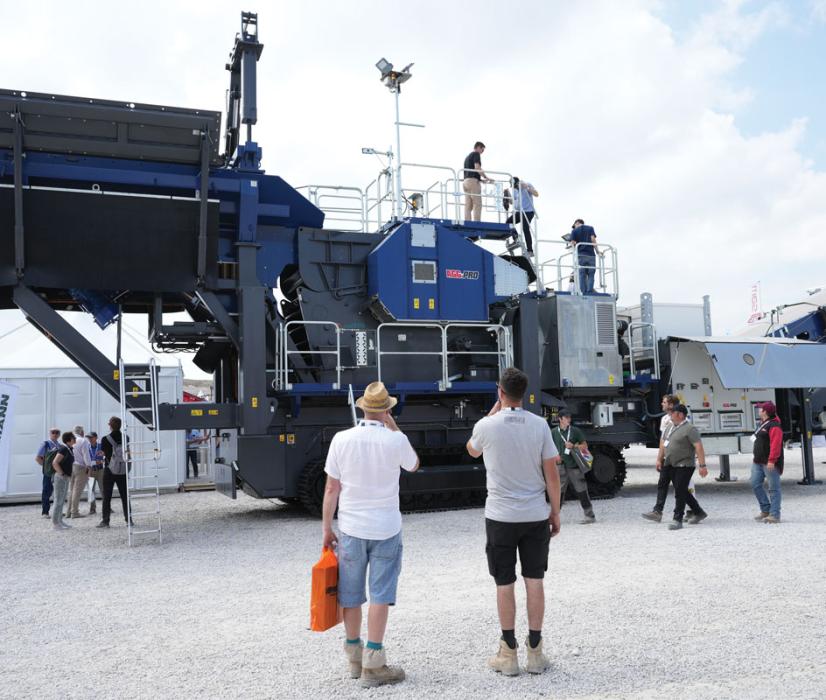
top-left (551, 423), bottom-right (587, 469)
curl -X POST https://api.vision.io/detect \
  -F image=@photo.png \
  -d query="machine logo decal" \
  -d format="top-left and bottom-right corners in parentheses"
top-left (445, 269), bottom-right (480, 280)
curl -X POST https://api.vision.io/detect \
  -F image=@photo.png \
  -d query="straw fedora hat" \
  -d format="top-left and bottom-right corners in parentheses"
top-left (355, 381), bottom-right (398, 412)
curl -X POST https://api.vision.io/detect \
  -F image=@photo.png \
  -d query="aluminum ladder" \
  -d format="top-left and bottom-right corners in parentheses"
top-left (118, 358), bottom-right (163, 546)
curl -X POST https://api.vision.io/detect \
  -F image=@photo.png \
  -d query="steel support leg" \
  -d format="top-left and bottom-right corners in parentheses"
top-left (518, 296), bottom-right (542, 415)
top-left (237, 243), bottom-right (271, 434)
top-left (797, 388), bottom-right (821, 485)
top-left (196, 128), bottom-right (210, 285)
top-left (715, 454), bottom-right (736, 482)
top-left (13, 110), bottom-right (25, 277)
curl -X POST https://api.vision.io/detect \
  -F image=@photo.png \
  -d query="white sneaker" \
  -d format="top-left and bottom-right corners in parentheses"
top-left (60, 522), bottom-right (72, 529)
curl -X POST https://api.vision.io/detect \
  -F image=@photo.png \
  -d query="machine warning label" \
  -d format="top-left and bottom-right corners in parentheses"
top-left (445, 269), bottom-right (480, 280)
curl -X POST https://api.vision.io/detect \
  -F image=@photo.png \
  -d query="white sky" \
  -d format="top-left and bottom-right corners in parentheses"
top-left (2, 0), bottom-right (825, 377)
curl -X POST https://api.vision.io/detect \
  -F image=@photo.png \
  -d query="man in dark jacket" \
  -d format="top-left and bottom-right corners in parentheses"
top-left (750, 401), bottom-right (784, 524)
top-left (97, 416), bottom-right (129, 528)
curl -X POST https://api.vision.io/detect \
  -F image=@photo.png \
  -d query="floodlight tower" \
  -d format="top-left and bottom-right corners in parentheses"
top-left (376, 58), bottom-right (413, 220)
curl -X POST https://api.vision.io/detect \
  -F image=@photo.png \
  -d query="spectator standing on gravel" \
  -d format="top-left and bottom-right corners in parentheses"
top-left (656, 404), bottom-right (708, 530)
top-left (643, 394), bottom-right (689, 521)
top-left (51, 432), bottom-right (76, 531)
top-left (551, 410), bottom-right (595, 524)
top-left (97, 417), bottom-right (129, 529)
top-left (35, 428), bottom-right (61, 518)
top-left (68, 426), bottom-right (91, 518)
top-left (321, 382), bottom-right (419, 688)
top-left (462, 141), bottom-right (493, 222)
top-left (750, 401), bottom-right (784, 524)
top-left (87, 432), bottom-right (105, 515)
top-left (466, 367), bottom-right (561, 677)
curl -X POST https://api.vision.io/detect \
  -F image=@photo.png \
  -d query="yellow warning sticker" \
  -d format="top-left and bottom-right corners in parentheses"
top-left (251, 396), bottom-right (259, 408)
top-left (529, 393), bottom-right (535, 404)
top-left (113, 369), bottom-right (120, 381)
top-left (287, 434), bottom-right (296, 445)
top-left (413, 298), bottom-right (420, 310)
top-left (279, 434), bottom-right (286, 443)
top-left (191, 409), bottom-right (204, 416)
top-left (608, 374), bottom-right (615, 385)
top-left (428, 298), bottom-right (435, 310)
top-left (208, 409), bottom-right (219, 416)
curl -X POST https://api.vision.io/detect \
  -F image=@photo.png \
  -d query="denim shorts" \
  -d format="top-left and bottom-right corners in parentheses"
top-left (338, 531), bottom-right (403, 608)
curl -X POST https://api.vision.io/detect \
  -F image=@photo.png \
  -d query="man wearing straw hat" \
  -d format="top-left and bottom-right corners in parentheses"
top-left (322, 381), bottom-right (419, 688)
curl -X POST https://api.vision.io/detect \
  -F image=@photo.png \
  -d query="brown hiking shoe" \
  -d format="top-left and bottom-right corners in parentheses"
top-left (754, 512), bottom-right (769, 521)
top-left (343, 640), bottom-right (363, 679)
top-left (360, 648), bottom-right (405, 688)
top-left (488, 639), bottom-right (520, 676)
top-left (763, 515), bottom-right (780, 524)
top-left (641, 511), bottom-right (662, 522)
top-left (524, 637), bottom-right (550, 674)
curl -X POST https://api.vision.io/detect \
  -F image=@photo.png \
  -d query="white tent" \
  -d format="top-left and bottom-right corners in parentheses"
top-left (0, 311), bottom-right (188, 499)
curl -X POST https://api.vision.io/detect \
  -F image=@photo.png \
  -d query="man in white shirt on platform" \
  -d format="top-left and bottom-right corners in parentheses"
top-left (322, 382), bottom-right (419, 688)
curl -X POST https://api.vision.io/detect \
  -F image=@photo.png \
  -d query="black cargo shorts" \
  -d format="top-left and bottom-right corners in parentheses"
top-left (485, 517), bottom-right (551, 586)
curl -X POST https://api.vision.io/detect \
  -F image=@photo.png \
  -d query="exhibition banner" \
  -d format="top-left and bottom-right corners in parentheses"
top-left (0, 381), bottom-right (19, 494)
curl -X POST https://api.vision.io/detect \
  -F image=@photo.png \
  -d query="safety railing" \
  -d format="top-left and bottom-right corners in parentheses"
top-left (280, 320), bottom-right (341, 390)
top-left (377, 322), bottom-right (447, 390)
top-left (627, 321), bottom-right (660, 379)
top-left (296, 161), bottom-right (544, 286)
top-left (444, 323), bottom-right (513, 388)
top-left (295, 185), bottom-right (366, 232)
top-left (274, 319), bottom-right (513, 392)
top-left (540, 241), bottom-right (618, 298)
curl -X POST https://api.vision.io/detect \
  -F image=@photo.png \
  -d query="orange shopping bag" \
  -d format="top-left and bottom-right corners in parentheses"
top-left (310, 546), bottom-right (342, 631)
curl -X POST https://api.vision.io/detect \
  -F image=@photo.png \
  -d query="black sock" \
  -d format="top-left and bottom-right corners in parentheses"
top-left (529, 630), bottom-right (542, 648)
top-left (501, 630), bottom-right (517, 649)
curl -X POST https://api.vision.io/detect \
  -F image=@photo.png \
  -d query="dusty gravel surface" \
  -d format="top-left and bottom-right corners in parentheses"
top-left (2, 447), bottom-right (825, 699)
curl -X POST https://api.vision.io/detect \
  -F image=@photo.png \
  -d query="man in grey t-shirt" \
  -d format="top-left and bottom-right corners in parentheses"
top-left (467, 367), bottom-right (561, 677)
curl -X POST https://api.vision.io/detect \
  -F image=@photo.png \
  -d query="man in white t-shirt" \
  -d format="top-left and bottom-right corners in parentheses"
top-left (323, 382), bottom-right (419, 688)
top-left (466, 367), bottom-right (561, 677)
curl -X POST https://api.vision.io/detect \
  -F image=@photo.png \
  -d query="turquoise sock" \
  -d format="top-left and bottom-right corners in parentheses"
top-left (346, 637), bottom-right (361, 645)
top-left (366, 641), bottom-right (383, 651)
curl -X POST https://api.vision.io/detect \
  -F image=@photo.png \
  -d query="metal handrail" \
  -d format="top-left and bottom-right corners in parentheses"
top-left (444, 323), bottom-right (513, 387)
top-left (628, 322), bottom-right (660, 379)
top-left (550, 242), bottom-right (619, 298)
top-left (276, 319), bottom-right (514, 392)
top-left (376, 322), bottom-right (446, 390)
top-left (281, 320), bottom-right (342, 390)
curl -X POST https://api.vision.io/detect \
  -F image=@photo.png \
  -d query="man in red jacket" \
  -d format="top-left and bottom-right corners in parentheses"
top-left (750, 401), bottom-right (784, 524)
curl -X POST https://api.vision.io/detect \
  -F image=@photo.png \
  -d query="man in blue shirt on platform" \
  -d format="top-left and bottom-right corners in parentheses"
top-left (569, 219), bottom-right (600, 294)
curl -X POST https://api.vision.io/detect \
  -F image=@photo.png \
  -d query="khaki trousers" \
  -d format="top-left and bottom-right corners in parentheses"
top-left (88, 469), bottom-right (105, 513)
top-left (463, 177), bottom-right (482, 221)
top-left (68, 466), bottom-right (89, 516)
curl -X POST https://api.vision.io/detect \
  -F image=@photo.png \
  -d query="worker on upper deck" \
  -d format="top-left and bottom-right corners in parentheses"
top-left (569, 219), bottom-right (600, 295)
top-left (462, 141), bottom-right (493, 222)
top-left (504, 177), bottom-right (538, 254)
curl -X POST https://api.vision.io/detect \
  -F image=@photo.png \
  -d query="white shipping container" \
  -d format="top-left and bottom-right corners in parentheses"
top-left (0, 367), bottom-right (185, 500)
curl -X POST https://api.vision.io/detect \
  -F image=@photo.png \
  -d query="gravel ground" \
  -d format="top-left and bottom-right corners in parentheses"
top-left (2, 447), bottom-right (826, 699)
